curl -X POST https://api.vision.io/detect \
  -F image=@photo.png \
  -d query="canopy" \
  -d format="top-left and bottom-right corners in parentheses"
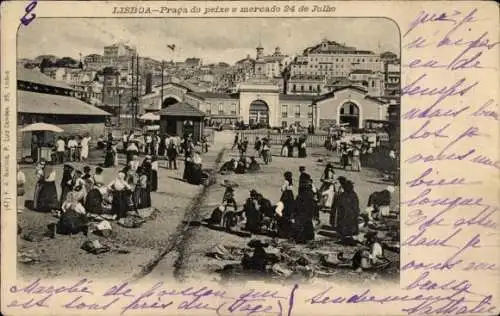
top-left (140, 112), bottom-right (160, 121)
top-left (21, 122), bottom-right (63, 133)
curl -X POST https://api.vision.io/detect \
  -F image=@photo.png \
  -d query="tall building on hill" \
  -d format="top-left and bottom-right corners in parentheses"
top-left (289, 38), bottom-right (384, 79)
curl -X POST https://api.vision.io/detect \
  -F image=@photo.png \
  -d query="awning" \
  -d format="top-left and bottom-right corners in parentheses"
top-left (21, 122), bottom-right (64, 133)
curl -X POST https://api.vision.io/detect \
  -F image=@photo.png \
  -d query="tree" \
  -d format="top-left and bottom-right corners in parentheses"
top-left (40, 58), bottom-right (53, 73)
top-left (54, 57), bottom-right (78, 68)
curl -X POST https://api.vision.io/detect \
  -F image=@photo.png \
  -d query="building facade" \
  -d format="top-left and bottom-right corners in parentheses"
top-left (289, 39), bottom-right (384, 79)
top-left (140, 81), bottom-right (389, 130)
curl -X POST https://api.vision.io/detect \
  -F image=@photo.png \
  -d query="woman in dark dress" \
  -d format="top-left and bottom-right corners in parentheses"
top-left (109, 171), bottom-right (131, 219)
top-left (59, 163), bottom-right (74, 208)
top-left (104, 141), bottom-right (116, 167)
top-left (293, 181), bottom-right (315, 244)
top-left (277, 171), bottom-right (295, 238)
top-left (333, 180), bottom-right (360, 241)
top-left (298, 136), bottom-right (307, 158)
top-left (188, 151), bottom-right (203, 185)
top-left (243, 190), bottom-right (261, 233)
top-left (158, 134), bottom-right (166, 157)
top-left (151, 156), bottom-right (158, 192)
top-left (36, 165), bottom-right (59, 212)
top-left (85, 184), bottom-right (103, 214)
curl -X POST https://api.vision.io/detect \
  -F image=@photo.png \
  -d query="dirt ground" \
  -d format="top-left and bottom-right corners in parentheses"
top-left (17, 133), bottom-right (400, 285)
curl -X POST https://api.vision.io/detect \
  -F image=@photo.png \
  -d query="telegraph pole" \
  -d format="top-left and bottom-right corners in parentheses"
top-left (161, 60), bottom-right (164, 105)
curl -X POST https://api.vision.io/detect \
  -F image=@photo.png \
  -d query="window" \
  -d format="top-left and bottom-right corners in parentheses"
top-left (292, 84), bottom-right (296, 92)
top-left (309, 85), bottom-right (312, 92)
top-left (231, 103), bottom-right (237, 115)
top-left (308, 105), bottom-right (313, 118)
top-left (281, 104), bottom-right (288, 118)
top-left (301, 85), bottom-right (304, 92)
top-left (295, 104), bottom-right (301, 118)
top-left (281, 121), bottom-right (288, 128)
top-left (206, 106), bottom-right (211, 115)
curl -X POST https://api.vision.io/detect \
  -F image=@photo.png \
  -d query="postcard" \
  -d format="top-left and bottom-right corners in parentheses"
top-left (1, 1), bottom-right (498, 315)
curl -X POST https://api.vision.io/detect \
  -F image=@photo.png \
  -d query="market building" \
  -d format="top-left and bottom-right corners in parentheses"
top-left (140, 80), bottom-right (389, 130)
top-left (17, 68), bottom-right (110, 159)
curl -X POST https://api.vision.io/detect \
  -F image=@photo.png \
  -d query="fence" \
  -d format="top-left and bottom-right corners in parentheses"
top-left (240, 131), bottom-right (328, 148)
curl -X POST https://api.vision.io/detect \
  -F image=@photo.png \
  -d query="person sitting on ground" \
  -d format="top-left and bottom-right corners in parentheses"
top-left (234, 156), bottom-right (247, 174)
top-left (352, 231), bottom-right (386, 272)
top-left (366, 185), bottom-right (394, 220)
top-left (247, 156), bottom-right (260, 173)
top-left (219, 158), bottom-right (237, 174)
top-left (81, 165), bottom-right (94, 193)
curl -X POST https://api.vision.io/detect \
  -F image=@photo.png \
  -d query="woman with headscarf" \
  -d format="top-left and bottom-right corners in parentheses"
top-left (135, 166), bottom-right (151, 209)
top-left (104, 139), bottom-right (116, 167)
top-left (108, 170), bottom-right (131, 219)
top-left (330, 176), bottom-right (346, 228)
top-left (126, 141), bottom-right (139, 165)
top-left (319, 163), bottom-right (335, 194)
top-left (281, 136), bottom-right (291, 157)
top-left (59, 163), bottom-right (74, 208)
top-left (293, 179), bottom-right (315, 244)
top-left (298, 135), bottom-right (307, 158)
top-left (333, 180), bottom-right (360, 243)
top-left (277, 171), bottom-right (295, 238)
top-left (243, 190), bottom-right (261, 234)
top-left (35, 164), bottom-right (59, 212)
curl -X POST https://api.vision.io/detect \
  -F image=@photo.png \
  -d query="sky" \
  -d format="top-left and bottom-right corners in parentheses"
top-left (18, 18), bottom-right (399, 64)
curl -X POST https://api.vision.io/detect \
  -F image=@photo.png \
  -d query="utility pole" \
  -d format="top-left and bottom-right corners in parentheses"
top-left (130, 55), bottom-right (135, 131)
top-left (134, 53), bottom-right (139, 130)
top-left (161, 60), bottom-right (164, 106)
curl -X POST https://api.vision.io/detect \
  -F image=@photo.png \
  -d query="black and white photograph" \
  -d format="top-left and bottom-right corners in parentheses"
top-left (15, 18), bottom-right (401, 284)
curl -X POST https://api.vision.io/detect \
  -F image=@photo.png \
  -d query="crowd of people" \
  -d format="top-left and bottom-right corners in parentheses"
top-left (210, 161), bottom-right (395, 270)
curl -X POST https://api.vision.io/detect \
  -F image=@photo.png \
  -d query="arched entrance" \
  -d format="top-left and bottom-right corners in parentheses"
top-left (249, 100), bottom-right (269, 127)
top-left (162, 96), bottom-right (180, 108)
top-left (339, 102), bottom-right (360, 128)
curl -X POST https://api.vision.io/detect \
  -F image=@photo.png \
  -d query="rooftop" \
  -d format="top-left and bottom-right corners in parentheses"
top-left (158, 102), bottom-right (206, 117)
top-left (17, 68), bottom-right (74, 90)
top-left (18, 90), bottom-right (111, 116)
top-left (188, 92), bottom-right (239, 100)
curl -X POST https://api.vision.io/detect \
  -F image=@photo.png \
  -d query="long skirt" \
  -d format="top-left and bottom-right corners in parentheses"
top-left (139, 188), bottom-right (151, 208)
top-left (112, 190), bottom-right (129, 219)
top-left (33, 181), bottom-right (42, 210)
top-left (294, 217), bottom-right (315, 244)
top-left (288, 146), bottom-right (294, 157)
top-left (151, 170), bottom-right (158, 192)
top-left (85, 188), bottom-right (103, 214)
top-left (298, 147), bottom-right (307, 158)
top-left (281, 146), bottom-right (288, 157)
top-left (57, 210), bottom-right (87, 235)
top-left (189, 164), bottom-right (203, 185)
top-left (36, 181), bottom-right (58, 212)
top-left (59, 184), bottom-right (72, 208)
top-left (183, 160), bottom-right (191, 180)
top-left (104, 150), bottom-right (115, 167)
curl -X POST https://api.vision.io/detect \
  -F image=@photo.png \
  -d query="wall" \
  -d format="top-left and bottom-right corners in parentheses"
top-left (278, 100), bottom-right (314, 127)
top-left (239, 91), bottom-right (280, 127)
top-left (316, 88), bottom-right (385, 128)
